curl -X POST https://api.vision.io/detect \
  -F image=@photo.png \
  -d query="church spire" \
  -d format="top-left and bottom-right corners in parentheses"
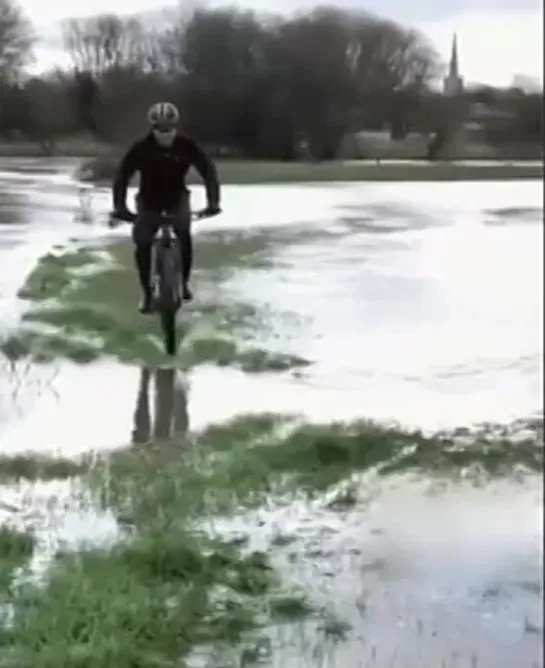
top-left (449, 33), bottom-right (459, 78)
top-left (443, 32), bottom-right (463, 95)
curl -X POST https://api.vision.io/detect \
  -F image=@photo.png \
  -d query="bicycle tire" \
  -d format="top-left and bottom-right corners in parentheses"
top-left (159, 249), bottom-right (181, 310)
top-left (160, 309), bottom-right (177, 356)
top-left (157, 245), bottom-right (182, 356)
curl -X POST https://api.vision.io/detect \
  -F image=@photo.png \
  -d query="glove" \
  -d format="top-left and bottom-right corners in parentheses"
top-left (203, 204), bottom-right (221, 217)
top-left (110, 207), bottom-right (136, 224)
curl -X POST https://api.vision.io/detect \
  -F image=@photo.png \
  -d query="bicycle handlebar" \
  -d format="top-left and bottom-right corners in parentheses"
top-left (108, 208), bottom-right (218, 227)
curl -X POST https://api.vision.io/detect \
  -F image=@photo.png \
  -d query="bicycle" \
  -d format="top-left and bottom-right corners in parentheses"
top-left (109, 207), bottom-right (214, 356)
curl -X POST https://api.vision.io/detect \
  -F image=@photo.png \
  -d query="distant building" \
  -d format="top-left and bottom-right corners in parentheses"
top-left (510, 75), bottom-right (542, 93)
top-left (443, 34), bottom-right (464, 96)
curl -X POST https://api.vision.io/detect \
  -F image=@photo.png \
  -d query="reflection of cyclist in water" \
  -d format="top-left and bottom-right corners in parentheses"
top-left (132, 367), bottom-right (189, 443)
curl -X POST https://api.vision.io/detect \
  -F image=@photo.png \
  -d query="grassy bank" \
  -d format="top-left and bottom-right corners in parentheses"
top-left (1, 139), bottom-right (542, 181)
top-left (0, 138), bottom-right (111, 159)
top-left (2, 232), bottom-right (309, 370)
top-left (93, 414), bottom-right (543, 517)
top-left (79, 155), bottom-right (544, 185)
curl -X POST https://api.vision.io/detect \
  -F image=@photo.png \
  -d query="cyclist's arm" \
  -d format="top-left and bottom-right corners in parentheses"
top-left (187, 140), bottom-right (220, 209)
top-left (112, 143), bottom-right (140, 212)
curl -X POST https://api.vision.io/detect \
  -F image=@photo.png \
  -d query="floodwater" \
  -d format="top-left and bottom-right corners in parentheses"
top-left (0, 160), bottom-right (543, 666)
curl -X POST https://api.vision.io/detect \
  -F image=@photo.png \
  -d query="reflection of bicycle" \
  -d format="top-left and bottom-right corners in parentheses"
top-left (74, 186), bottom-right (93, 223)
top-left (132, 367), bottom-right (189, 444)
top-left (110, 209), bottom-right (212, 356)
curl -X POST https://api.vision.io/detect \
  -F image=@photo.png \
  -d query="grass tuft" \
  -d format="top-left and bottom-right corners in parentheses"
top-left (0, 525), bottom-right (35, 590)
top-left (3, 522), bottom-right (303, 667)
top-left (0, 526), bottom-right (35, 561)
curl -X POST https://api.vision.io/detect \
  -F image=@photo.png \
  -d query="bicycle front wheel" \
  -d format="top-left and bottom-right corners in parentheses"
top-left (160, 309), bottom-right (177, 356)
top-left (157, 246), bottom-right (182, 356)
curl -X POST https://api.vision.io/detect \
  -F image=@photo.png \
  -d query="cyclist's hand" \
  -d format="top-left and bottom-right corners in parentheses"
top-left (109, 208), bottom-right (136, 226)
top-left (197, 205), bottom-right (221, 219)
top-left (107, 211), bottom-right (120, 228)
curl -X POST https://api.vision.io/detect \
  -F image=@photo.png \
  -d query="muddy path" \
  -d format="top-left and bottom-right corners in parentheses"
top-left (0, 160), bottom-right (542, 667)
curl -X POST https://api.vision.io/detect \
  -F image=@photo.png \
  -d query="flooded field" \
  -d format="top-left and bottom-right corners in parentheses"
top-left (0, 160), bottom-right (542, 667)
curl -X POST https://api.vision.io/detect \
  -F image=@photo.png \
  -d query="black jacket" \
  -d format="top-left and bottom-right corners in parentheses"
top-left (112, 134), bottom-right (220, 213)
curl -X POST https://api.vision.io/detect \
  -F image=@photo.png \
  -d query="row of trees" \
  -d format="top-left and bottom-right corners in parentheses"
top-left (0, 0), bottom-right (542, 159)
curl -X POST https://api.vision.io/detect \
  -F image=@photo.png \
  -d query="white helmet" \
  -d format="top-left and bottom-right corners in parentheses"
top-left (147, 102), bottom-right (180, 126)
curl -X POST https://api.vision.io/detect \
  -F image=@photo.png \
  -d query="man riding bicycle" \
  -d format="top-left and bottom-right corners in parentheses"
top-left (111, 101), bottom-right (221, 313)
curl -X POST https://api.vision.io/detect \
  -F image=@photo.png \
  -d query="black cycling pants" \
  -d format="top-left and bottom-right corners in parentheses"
top-left (132, 201), bottom-right (192, 293)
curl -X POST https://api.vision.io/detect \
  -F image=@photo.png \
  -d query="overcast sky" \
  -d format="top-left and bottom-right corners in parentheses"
top-left (22, 0), bottom-right (543, 88)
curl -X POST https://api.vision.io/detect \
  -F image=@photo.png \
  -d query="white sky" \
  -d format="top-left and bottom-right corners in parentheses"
top-left (22, 0), bottom-right (543, 89)
top-left (418, 10), bottom-right (543, 87)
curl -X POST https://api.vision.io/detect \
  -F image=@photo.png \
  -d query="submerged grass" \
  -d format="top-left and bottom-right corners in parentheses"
top-left (3, 532), bottom-right (300, 668)
top-left (97, 414), bottom-right (544, 525)
top-left (16, 248), bottom-right (100, 301)
top-left (6, 233), bottom-right (310, 371)
top-left (0, 411), bottom-right (541, 664)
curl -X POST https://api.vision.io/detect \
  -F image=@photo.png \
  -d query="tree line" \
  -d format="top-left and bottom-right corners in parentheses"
top-left (0, 0), bottom-right (542, 159)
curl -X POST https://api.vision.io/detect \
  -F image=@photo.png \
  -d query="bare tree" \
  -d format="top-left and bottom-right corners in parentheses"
top-left (151, 2), bottom-right (200, 75)
top-left (62, 13), bottom-right (147, 75)
top-left (1, 5), bottom-right (451, 159)
top-left (167, 7), bottom-right (266, 145)
top-left (349, 14), bottom-right (440, 97)
top-left (0, 0), bottom-right (34, 82)
top-left (266, 8), bottom-right (358, 158)
top-left (98, 66), bottom-right (169, 143)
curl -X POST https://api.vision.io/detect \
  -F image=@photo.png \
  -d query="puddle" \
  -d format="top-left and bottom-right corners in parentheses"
top-left (0, 360), bottom-right (193, 455)
top-left (0, 358), bottom-right (543, 458)
top-left (0, 361), bottom-right (139, 456)
top-left (1, 478), bottom-right (119, 552)
top-left (0, 477), bottom-right (120, 586)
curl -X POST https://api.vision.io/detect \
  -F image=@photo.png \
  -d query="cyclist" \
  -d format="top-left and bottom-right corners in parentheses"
top-left (111, 101), bottom-right (221, 313)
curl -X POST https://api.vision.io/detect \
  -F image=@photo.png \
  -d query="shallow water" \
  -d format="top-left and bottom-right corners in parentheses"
top-left (0, 168), bottom-right (542, 440)
top-left (1, 477), bottom-right (119, 559)
top-left (204, 474), bottom-right (543, 667)
top-left (0, 160), bottom-right (542, 664)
